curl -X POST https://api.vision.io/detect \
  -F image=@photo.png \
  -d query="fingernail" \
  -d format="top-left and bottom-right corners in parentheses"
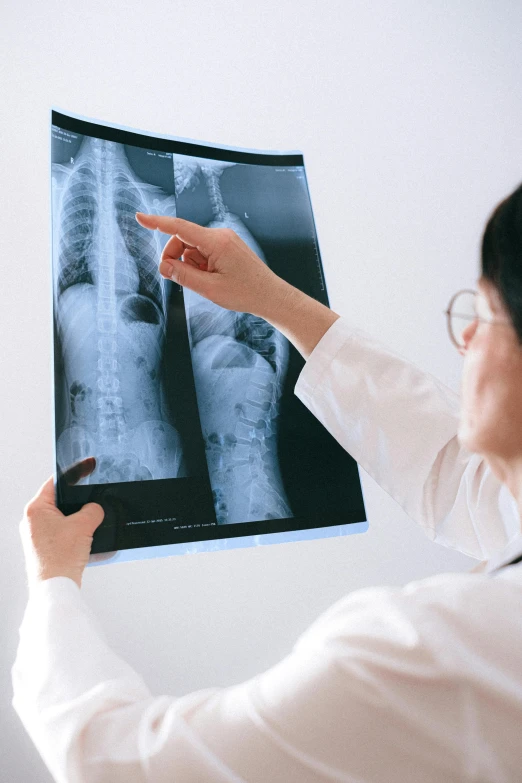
top-left (163, 263), bottom-right (174, 278)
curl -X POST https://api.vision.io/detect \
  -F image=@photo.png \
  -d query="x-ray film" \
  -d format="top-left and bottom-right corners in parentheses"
top-left (50, 110), bottom-right (367, 564)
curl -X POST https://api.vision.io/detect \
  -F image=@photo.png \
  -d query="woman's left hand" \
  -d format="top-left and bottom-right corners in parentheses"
top-left (20, 459), bottom-right (104, 591)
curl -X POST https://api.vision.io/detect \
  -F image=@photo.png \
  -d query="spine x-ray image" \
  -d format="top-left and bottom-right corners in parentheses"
top-left (53, 135), bottom-right (183, 484)
top-left (175, 156), bottom-right (292, 525)
top-left (51, 111), bottom-right (366, 556)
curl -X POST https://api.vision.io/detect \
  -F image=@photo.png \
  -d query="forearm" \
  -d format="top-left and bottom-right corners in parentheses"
top-left (256, 279), bottom-right (340, 360)
top-left (12, 578), bottom-right (151, 782)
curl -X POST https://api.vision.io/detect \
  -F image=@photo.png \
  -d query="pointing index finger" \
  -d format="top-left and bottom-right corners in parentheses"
top-left (136, 213), bottom-right (209, 249)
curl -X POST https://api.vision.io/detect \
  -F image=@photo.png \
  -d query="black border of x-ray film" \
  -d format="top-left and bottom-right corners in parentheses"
top-left (52, 111), bottom-right (304, 166)
top-left (51, 111), bottom-right (367, 555)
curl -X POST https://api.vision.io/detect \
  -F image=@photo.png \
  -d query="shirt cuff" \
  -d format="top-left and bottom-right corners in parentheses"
top-left (28, 575), bottom-right (81, 601)
top-left (294, 316), bottom-right (358, 404)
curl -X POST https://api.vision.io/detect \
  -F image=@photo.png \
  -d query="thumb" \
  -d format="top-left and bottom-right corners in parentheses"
top-left (74, 502), bottom-right (105, 533)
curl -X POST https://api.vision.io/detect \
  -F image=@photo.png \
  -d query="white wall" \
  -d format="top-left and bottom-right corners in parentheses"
top-left (2, 0), bottom-right (521, 778)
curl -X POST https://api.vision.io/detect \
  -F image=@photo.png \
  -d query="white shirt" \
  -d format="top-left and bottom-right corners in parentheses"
top-left (12, 317), bottom-right (522, 783)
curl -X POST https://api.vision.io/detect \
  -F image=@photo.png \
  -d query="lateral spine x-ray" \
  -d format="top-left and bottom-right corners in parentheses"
top-left (177, 156), bottom-right (292, 524)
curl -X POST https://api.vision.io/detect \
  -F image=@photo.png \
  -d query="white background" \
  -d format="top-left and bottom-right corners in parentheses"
top-left (1, 1), bottom-right (521, 778)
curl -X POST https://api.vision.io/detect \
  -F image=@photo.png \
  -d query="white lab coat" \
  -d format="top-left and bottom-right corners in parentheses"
top-left (12, 317), bottom-right (522, 783)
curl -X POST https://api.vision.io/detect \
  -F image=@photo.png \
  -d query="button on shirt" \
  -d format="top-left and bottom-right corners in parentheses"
top-left (12, 317), bottom-right (522, 783)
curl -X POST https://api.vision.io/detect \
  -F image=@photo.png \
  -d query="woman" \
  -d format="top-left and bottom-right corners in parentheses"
top-left (12, 184), bottom-right (522, 782)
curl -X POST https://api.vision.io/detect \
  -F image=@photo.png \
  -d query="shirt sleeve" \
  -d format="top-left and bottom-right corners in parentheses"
top-left (12, 571), bottom-right (522, 783)
top-left (294, 317), bottom-right (519, 560)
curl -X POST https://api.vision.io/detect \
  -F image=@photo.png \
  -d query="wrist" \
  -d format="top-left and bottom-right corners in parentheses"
top-left (35, 570), bottom-right (82, 589)
top-left (254, 276), bottom-right (301, 322)
top-left (255, 278), bottom-right (340, 359)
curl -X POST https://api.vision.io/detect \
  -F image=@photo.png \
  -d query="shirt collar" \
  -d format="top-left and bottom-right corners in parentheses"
top-left (485, 532), bottom-right (522, 574)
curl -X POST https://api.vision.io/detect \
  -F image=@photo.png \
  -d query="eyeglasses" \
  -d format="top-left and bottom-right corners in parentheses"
top-left (444, 289), bottom-right (512, 350)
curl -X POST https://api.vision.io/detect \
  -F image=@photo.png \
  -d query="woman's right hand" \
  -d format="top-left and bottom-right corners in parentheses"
top-left (135, 213), bottom-right (286, 316)
top-left (135, 212), bottom-right (340, 360)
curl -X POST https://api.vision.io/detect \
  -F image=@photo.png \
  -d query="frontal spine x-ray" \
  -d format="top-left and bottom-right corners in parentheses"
top-left (53, 136), bottom-right (184, 484)
top-left (175, 155), bottom-right (293, 525)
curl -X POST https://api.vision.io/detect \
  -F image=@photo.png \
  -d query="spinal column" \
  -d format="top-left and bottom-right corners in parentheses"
top-left (182, 159), bottom-right (293, 523)
top-left (54, 137), bottom-right (183, 484)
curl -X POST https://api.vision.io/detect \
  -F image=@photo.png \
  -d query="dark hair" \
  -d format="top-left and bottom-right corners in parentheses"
top-left (481, 182), bottom-right (522, 343)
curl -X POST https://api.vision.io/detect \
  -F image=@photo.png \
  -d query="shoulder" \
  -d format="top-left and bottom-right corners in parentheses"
top-left (239, 570), bottom-right (522, 781)
top-left (292, 571), bottom-right (522, 678)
